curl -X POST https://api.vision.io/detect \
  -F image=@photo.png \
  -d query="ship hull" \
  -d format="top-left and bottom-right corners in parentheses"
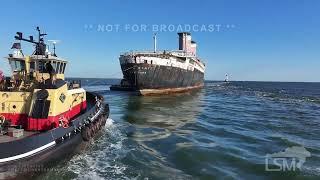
top-left (119, 63), bottom-right (204, 95)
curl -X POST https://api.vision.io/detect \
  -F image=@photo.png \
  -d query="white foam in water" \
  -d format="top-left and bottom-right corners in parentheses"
top-left (105, 118), bottom-right (114, 127)
top-left (67, 119), bottom-right (129, 180)
top-left (206, 82), bottom-right (223, 87)
top-left (302, 166), bottom-right (320, 176)
top-left (79, 173), bottom-right (105, 180)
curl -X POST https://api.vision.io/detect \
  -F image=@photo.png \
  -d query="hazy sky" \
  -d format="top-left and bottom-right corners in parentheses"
top-left (0, 0), bottom-right (319, 82)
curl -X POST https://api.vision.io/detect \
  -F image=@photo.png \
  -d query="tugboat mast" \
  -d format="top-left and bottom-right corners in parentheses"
top-left (14, 26), bottom-right (47, 55)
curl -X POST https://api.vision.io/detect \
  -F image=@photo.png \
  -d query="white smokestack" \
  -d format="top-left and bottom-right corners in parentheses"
top-left (153, 33), bottom-right (157, 53)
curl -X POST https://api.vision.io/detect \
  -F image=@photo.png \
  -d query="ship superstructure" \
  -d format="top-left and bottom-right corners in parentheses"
top-left (113, 32), bottom-right (205, 95)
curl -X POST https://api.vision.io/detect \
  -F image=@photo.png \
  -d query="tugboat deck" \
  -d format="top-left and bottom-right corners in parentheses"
top-left (0, 129), bottom-right (38, 143)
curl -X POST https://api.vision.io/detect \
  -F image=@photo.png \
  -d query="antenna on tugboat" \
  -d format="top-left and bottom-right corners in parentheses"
top-left (48, 40), bottom-right (60, 56)
top-left (15, 27), bottom-right (48, 55)
top-left (14, 27), bottom-right (46, 44)
top-left (15, 32), bottom-right (35, 44)
top-left (36, 26), bottom-right (47, 41)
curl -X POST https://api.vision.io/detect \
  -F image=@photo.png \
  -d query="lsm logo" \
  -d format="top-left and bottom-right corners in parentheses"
top-left (265, 146), bottom-right (311, 171)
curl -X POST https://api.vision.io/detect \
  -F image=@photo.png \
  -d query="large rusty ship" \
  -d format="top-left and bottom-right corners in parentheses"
top-left (0, 27), bottom-right (109, 177)
top-left (111, 32), bottom-right (206, 95)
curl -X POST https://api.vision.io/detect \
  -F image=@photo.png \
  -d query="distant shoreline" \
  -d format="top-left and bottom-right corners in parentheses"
top-left (66, 77), bottom-right (320, 83)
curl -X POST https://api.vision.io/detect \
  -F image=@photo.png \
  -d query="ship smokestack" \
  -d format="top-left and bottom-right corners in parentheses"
top-left (153, 33), bottom-right (157, 53)
top-left (191, 41), bottom-right (197, 56)
top-left (178, 32), bottom-right (192, 54)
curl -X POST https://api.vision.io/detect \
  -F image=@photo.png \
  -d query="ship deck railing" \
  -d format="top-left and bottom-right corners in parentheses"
top-left (120, 50), bottom-right (204, 60)
top-left (121, 50), bottom-right (193, 56)
top-left (120, 50), bottom-right (205, 68)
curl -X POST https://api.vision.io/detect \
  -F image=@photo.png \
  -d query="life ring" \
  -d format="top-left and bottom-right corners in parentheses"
top-left (0, 115), bottom-right (5, 124)
top-left (60, 117), bottom-right (69, 128)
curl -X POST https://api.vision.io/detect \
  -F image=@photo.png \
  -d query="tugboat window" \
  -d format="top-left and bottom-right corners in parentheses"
top-left (30, 62), bottom-right (35, 70)
top-left (59, 63), bottom-right (64, 73)
top-left (52, 61), bottom-right (57, 72)
top-left (9, 60), bottom-right (25, 72)
top-left (38, 61), bottom-right (48, 73)
top-left (56, 62), bottom-right (61, 73)
top-left (62, 63), bottom-right (67, 73)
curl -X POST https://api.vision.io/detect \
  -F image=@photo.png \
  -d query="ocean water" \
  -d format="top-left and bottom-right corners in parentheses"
top-left (39, 80), bottom-right (320, 180)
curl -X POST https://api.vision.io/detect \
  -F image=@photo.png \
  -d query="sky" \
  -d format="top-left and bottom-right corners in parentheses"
top-left (0, 0), bottom-right (319, 82)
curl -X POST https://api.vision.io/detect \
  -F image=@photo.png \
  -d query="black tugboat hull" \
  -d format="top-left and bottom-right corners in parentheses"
top-left (0, 133), bottom-right (83, 179)
top-left (0, 92), bottom-right (109, 178)
top-left (112, 63), bottom-right (204, 95)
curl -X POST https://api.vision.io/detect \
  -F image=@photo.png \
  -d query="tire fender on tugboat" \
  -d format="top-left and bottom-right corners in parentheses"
top-left (81, 126), bottom-right (90, 141)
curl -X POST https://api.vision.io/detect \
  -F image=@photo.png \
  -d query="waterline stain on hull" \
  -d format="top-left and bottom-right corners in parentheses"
top-left (138, 84), bottom-right (204, 96)
top-left (110, 83), bottom-right (204, 95)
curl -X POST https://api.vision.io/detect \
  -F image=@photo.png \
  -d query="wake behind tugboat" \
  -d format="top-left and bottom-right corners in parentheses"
top-left (0, 28), bottom-right (109, 179)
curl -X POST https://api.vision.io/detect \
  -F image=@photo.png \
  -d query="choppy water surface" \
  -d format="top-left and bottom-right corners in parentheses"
top-left (40, 80), bottom-right (320, 179)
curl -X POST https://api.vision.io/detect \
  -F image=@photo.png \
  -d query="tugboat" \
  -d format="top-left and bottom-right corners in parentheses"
top-left (0, 27), bottom-right (109, 177)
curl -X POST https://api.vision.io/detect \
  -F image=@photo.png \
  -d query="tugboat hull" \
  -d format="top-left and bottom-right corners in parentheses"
top-left (0, 92), bottom-right (109, 177)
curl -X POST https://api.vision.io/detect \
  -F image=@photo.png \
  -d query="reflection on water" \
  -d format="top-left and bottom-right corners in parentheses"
top-left (123, 91), bottom-right (204, 129)
top-left (112, 90), bottom-right (206, 179)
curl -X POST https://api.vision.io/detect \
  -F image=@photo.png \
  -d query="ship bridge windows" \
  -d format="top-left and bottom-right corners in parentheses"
top-left (9, 60), bottom-right (25, 72)
top-left (56, 62), bottom-right (61, 73)
top-left (52, 61), bottom-right (57, 72)
top-left (30, 62), bottom-right (35, 70)
top-left (64, 64), bottom-right (67, 72)
top-left (61, 63), bottom-right (66, 74)
top-left (37, 60), bottom-right (67, 74)
top-left (38, 61), bottom-right (47, 73)
top-left (53, 61), bottom-right (66, 74)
